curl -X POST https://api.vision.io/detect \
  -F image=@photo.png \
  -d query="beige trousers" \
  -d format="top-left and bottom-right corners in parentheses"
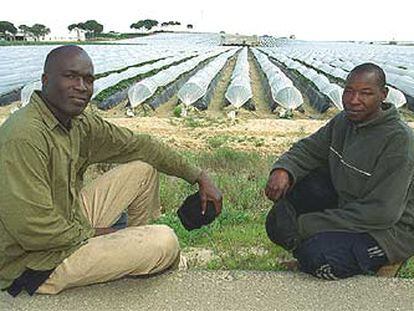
top-left (37, 161), bottom-right (180, 295)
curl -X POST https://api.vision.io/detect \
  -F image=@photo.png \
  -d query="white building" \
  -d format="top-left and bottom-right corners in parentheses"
top-left (43, 27), bottom-right (86, 42)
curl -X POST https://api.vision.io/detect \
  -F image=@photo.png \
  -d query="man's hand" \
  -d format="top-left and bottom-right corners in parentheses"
top-left (94, 227), bottom-right (117, 237)
top-left (265, 169), bottom-right (292, 202)
top-left (197, 171), bottom-right (223, 215)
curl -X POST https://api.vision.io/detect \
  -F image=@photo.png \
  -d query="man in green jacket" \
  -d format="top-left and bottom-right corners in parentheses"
top-left (0, 45), bottom-right (222, 295)
top-left (265, 63), bottom-right (414, 280)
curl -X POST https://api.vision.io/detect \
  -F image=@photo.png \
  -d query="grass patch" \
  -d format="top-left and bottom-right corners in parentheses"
top-left (197, 147), bottom-right (270, 174)
top-left (399, 258), bottom-right (414, 278)
top-left (85, 147), bottom-right (414, 277)
top-left (182, 115), bottom-right (238, 128)
top-left (206, 135), bottom-right (230, 148)
top-left (154, 148), bottom-right (292, 271)
top-left (173, 105), bottom-right (182, 117)
top-left (205, 135), bottom-right (266, 149)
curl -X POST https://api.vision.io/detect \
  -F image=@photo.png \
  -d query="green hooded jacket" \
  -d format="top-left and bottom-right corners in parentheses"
top-left (273, 103), bottom-right (414, 263)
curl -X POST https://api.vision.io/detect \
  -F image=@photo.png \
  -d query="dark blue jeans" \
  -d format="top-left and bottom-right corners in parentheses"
top-left (293, 231), bottom-right (388, 279)
top-left (111, 211), bottom-right (128, 230)
top-left (265, 168), bottom-right (389, 279)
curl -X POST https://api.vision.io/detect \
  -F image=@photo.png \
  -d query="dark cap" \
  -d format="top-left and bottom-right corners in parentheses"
top-left (177, 191), bottom-right (217, 231)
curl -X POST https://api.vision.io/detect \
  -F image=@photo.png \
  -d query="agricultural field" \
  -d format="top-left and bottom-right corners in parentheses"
top-left (1, 32), bottom-right (414, 277)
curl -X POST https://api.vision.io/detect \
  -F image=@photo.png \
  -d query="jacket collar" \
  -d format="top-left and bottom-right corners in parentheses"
top-left (349, 102), bottom-right (400, 129)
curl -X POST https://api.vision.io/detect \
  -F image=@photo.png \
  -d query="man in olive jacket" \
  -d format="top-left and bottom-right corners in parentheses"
top-left (265, 63), bottom-right (414, 280)
top-left (0, 45), bottom-right (222, 295)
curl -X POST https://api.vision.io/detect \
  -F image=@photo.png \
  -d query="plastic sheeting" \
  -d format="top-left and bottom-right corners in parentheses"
top-left (177, 48), bottom-right (239, 106)
top-left (224, 47), bottom-right (252, 108)
top-left (0, 33), bottom-right (222, 97)
top-left (252, 49), bottom-right (303, 110)
top-left (116, 32), bottom-right (222, 47)
top-left (261, 47), bottom-right (409, 110)
top-left (20, 80), bottom-right (42, 106)
top-left (93, 52), bottom-right (198, 98)
top-left (19, 46), bottom-right (226, 105)
top-left (17, 52), bottom-right (196, 104)
top-left (128, 47), bottom-right (232, 107)
top-left (386, 86), bottom-right (407, 108)
top-left (260, 47), bottom-right (345, 110)
top-left (321, 84), bottom-right (343, 110)
top-left (387, 74), bottom-right (414, 98)
top-left (268, 42), bottom-right (414, 104)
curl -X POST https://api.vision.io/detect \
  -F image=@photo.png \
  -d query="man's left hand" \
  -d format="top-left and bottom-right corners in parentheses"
top-left (196, 171), bottom-right (223, 215)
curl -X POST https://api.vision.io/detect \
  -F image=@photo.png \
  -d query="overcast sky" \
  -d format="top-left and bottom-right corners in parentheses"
top-left (1, 0), bottom-right (412, 41)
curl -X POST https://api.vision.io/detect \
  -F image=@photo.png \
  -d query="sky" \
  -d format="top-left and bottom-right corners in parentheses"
top-left (1, 0), bottom-right (412, 41)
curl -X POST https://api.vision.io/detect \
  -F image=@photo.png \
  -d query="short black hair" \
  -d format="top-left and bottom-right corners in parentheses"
top-left (43, 45), bottom-right (88, 73)
top-left (348, 62), bottom-right (386, 88)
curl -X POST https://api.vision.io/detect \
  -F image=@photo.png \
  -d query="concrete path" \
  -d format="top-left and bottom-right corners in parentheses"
top-left (2, 270), bottom-right (414, 311)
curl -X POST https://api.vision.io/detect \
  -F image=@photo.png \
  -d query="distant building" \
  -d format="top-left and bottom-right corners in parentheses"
top-left (70, 27), bottom-right (87, 41)
top-left (43, 28), bottom-right (86, 41)
top-left (3, 28), bottom-right (87, 42)
top-left (6, 30), bottom-right (36, 41)
top-left (221, 34), bottom-right (260, 46)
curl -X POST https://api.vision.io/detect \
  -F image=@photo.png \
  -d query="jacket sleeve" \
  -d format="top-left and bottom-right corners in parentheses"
top-left (0, 140), bottom-right (91, 251)
top-left (84, 114), bottom-right (202, 184)
top-left (271, 118), bottom-right (334, 184)
top-left (298, 136), bottom-right (414, 239)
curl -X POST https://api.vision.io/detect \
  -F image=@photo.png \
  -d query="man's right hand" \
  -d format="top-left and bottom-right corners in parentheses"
top-left (265, 169), bottom-right (292, 202)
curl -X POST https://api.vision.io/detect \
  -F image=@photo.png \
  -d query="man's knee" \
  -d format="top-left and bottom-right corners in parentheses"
top-left (294, 235), bottom-right (358, 280)
top-left (151, 225), bottom-right (180, 261)
top-left (265, 200), bottom-right (299, 251)
top-left (126, 161), bottom-right (158, 180)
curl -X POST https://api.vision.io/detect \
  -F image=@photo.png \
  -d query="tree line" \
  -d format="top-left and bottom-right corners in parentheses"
top-left (130, 19), bottom-right (193, 31)
top-left (0, 18), bottom-right (194, 41)
top-left (0, 21), bottom-right (50, 41)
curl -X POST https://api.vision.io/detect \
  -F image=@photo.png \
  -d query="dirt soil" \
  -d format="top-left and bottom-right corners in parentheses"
top-left (0, 101), bottom-right (326, 156)
top-left (104, 116), bottom-right (326, 155)
top-left (2, 101), bottom-right (413, 156)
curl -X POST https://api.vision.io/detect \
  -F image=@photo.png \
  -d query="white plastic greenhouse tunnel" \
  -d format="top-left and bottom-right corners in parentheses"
top-left (259, 48), bottom-right (344, 110)
top-left (177, 48), bottom-right (239, 107)
top-left (269, 42), bottom-right (414, 109)
top-left (1, 33), bottom-right (222, 98)
top-left (224, 47), bottom-right (253, 109)
top-left (252, 48), bottom-right (303, 110)
top-left (128, 47), bottom-right (231, 108)
top-left (93, 51), bottom-right (198, 99)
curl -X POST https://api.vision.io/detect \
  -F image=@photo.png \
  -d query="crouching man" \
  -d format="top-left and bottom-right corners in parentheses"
top-left (265, 63), bottom-right (414, 279)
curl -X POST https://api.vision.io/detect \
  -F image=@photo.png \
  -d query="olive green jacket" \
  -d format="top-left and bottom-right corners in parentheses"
top-left (273, 103), bottom-right (414, 263)
top-left (0, 92), bottom-right (201, 289)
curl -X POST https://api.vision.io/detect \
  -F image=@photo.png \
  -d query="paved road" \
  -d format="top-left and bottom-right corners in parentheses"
top-left (2, 270), bottom-right (414, 311)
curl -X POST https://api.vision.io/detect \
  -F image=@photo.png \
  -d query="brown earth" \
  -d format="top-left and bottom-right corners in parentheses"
top-left (2, 101), bottom-right (414, 156)
top-left (0, 101), bottom-right (326, 155)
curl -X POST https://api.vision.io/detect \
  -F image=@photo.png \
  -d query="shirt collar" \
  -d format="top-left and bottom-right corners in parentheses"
top-left (31, 91), bottom-right (85, 131)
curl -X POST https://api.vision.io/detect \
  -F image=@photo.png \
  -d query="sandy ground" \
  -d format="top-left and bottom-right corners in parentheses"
top-left (0, 101), bottom-right (327, 156)
top-left (2, 101), bottom-right (414, 157)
